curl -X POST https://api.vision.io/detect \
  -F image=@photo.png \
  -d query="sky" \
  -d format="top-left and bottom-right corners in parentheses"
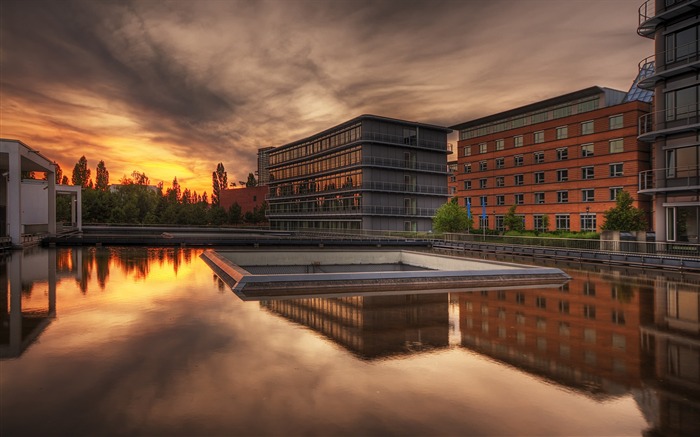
top-left (1, 0), bottom-right (651, 196)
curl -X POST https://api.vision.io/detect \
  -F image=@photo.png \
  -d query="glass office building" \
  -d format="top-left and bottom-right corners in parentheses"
top-left (266, 115), bottom-right (451, 231)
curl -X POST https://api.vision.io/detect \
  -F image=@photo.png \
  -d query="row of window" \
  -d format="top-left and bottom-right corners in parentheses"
top-left (269, 125), bottom-right (362, 166)
top-left (269, 170), bottom-right (362, 198)
top-left (462, 115), bottom-right (624, 155)
top-left (464, 298), bottom-right (625, 324)
top-left (463, 163), bottom-right (624, 189)
top-left (464, 187), bottom-right (623, 207)
top-left (270, 148), bottom-right (361, 182)
top-left (459, 97), bottom-right (600, 140)
top-left (472, 213), bottom-right (597, 232)
top-left (462, 139), bottom-right (623, 165)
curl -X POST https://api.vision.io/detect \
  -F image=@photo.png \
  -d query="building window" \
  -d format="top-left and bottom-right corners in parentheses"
top-left (612, 310), bottom-right (626, 325)
top-left (581, 143), bottom-right (594, 157)
top-left (479, 161), bottom-right (488, 171)
top-left (665, 85), bottom-right (700, 121)
top-left (666, 25), bottom-right (700, 63)
top-left (496, 139), bottom-right (504, 150)
top-left (514, 155), bottom-right (523, 166)
top-left (583, 304), bottom-right (596, 319)
top-left (514, 174), bottom-right (524, 186)
top-left (464, 163), bottom-right (472, 173)
top-left (610, 187), bottom-right (623, 200)
top-left (495, 215), bottom-right (504, 231)
top-left (555, 214), bottom-right (570, 231)
top-left (584, 328), bottom-right (597, 343)
top-left (534, 131), bottom-right (544, 143)
top-left (534, 192), bottom-right (545, 204)
top-left (581, 120), bottom-right (594, 135)
top-left (556, 126), bottom-right (568, 139)
top-left (536, 296), bottom-right (547, 309)
top-left (480, 196), bottom-right (488, 206)
top-left (479, 142), bottom-right (488, 154)
top-left (609, 114), bottom-right (623, 130)
top-left (464, 197), bottom-right (471, 207)
top-left (534, 151), bottom-right (544, 163)
top-left (559, 301), bottom-right (570, 315)
top-left (580, 213), bottom-right (597, 231)
top-left (463, 146), bottom-right (471, 156)
top-left (612, 333), bottom-right (626, 350)
top-left (583, 281), bottom-right (595, 296)
top-left (534, 214), bottom-right (546, 231)
top-left (514, 135), bottom-right (523, 147)
top-left (496, 176), bottom-right (505, 187)
top-left (556, 147), bottom-right (568, 160)
top-left (581, 166), bottom-right (594, 179)
top-left (479, 215), bottom-right (489, 229)
top-left (582, 189), bottom-right (594, 202)
top-left (534, 172), bottom-right (545, 184)
top-left (479, 178), bottom-right (487, 189)
top-left (609, 163), bottom-right (623, 177)
top-left (496, 195), bottom-right (505, 206)
top-left (516, 293), bottom-right (525, 304)
top-left (557, 191), bottom-right (568, 203)
top-left (495, 157), bottom-right (504, 168)
top-left (514, 193), bottom-right (524, 205)
top-left (464, 180), bottom-right (471, 190)
top-left (556, 169), bottom-right (568, 182)
top-left (609, 139), bottom-right (624, 153)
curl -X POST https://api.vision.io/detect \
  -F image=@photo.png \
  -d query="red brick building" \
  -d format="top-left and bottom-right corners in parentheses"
top-left (450, 86), bottom-right (652, 233)
top-left (220, 186), bottom-right (268, 215)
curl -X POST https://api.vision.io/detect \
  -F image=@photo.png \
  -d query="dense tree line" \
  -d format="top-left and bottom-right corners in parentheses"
top-left (53, 157), bottom-right (266, 226)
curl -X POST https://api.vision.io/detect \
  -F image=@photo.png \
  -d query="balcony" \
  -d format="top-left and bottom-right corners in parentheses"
top-left (639, 165), bottom-right (700, 193)
top-left (637, 42), bottom-right (700, 89)
top-left (638, 0), bottom-right (700, 38)
top-left (638, 103), bottom-right (700, 141)
top-left (361, 156), bottom-right (447, 173)
top-left (361, 131), bottom-right (449, 152)
top-left (267, 205), bottom-right (437, 218)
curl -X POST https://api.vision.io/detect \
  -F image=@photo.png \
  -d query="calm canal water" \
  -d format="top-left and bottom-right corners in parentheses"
top-left (1, 247), bottom-right (699, 436)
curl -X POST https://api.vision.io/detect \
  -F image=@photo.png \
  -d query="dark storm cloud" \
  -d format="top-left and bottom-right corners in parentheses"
top-left (1, 0), bottom-right (650, 190)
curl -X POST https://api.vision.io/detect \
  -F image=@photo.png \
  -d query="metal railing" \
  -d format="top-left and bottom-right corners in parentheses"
top-left (360, 132), bottom-right (449, 152)
top-left (638, 103), bottom-right (700, 137)
top-left (361, 156), bottom-right (447, 173)
top-left (639, 165), bottom-right (700, 191)
top-left (638, 40), bottom-right (700, 77)
top-left (638, 0), bottom-right (696, 35)
top-left (268, 205), bottom-right (437, 218)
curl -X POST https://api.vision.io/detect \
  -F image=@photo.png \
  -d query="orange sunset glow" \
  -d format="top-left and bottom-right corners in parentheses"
top-left (1, 0), bottom-right (650, 196)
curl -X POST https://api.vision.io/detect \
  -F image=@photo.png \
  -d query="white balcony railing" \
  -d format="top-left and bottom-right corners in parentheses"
top-left (638, 103), bottom-right (700, 139)
top-left (639, 164), bottom-right (700, 191)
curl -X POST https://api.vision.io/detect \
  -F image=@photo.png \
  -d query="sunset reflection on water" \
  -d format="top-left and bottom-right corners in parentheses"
top-left (1, 247), bottom-right (698, 436)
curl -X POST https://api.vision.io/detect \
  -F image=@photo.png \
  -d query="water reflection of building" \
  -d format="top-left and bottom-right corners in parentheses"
top-left (458, 270), bottom-right (654, 398)
top-left (639, 277), bottom-right (700, 436)
top-left (0, 248), bottom-right (66, 359)
top-left (261, 293), bottom-right (449, 360)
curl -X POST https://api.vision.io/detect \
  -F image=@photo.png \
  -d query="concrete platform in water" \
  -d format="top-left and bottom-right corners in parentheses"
top-left (200, 249), bottom-right (571, 300)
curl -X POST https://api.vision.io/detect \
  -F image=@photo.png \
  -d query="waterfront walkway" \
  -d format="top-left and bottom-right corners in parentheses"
top-left (39, 226), bottom-right (700, 273)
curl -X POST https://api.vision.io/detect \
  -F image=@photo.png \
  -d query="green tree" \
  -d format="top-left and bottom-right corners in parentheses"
top-left (433, 198), bottom-right (469, 233)
top-left (227, 202), bottom-right (242, 224)
top-left (211, 162), bottom-right (227, 206)
top-left (246, 172), bottom-right (258, 187)
top-left (601, 190), bottom-right (647, 231)
top-left (95, 160), bottom-right (110, 191)
top-left (504, 205), bottom-right (524, 232)
top-left (71, 156), bottom-right (91, 188)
